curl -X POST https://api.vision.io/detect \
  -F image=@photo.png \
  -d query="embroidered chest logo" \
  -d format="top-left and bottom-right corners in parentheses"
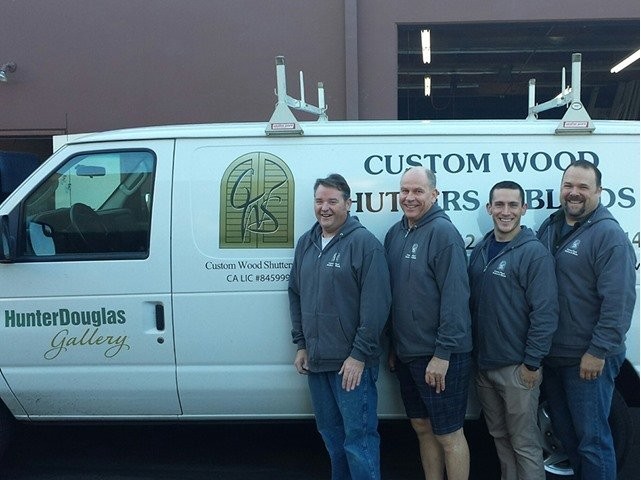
top-left (492, 260), bottom-right (507, 278)
top-left (404, 243), bottom-right (419, 260)
top-left (564, 239), bottom-right (581, 256)
top-left (326, 252), bottom-right (342, 268)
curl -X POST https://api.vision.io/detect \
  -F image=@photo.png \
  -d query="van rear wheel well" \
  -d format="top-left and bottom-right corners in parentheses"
top-left (615, 359), bottom-right (640, 407)
top-left (0, 400), bottom-right (15, 464)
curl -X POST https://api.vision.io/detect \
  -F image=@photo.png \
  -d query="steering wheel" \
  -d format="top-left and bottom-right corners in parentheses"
top-left (69, 203), bottom-right (109, 252)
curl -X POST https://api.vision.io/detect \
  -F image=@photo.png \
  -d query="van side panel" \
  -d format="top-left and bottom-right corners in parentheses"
top-left (171, 141), bottom-right (316, 417)
top-left (0, 140), bottom-right (181, 419)
top-left (0, 122), bottom-right (637, 421)
top-left (171, 132), bottom-right (638, 418)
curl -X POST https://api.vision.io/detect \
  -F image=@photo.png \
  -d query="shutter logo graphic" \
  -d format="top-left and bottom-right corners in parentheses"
top-left (220, 152), bottom-right (294, 248)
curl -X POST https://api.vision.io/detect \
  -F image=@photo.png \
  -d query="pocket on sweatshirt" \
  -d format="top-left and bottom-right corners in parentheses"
top-left (314, 313), bottom-right (352, 362)
top-left (558, 296), bottom-right (591, 346)
top-left (392, 307), bottom-right (433, 352)
top-left (476, 312), bottom-right (512, 361)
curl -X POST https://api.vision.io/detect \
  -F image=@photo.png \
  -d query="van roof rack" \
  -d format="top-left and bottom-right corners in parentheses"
top-left (527, 53), bottom-right (595, 134)
top-left (266, 56), bottom-right (328, 136)
top-left (266, 54), bottom-right (594, 135)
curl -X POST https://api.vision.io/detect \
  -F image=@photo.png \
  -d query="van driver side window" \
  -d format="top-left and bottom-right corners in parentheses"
top-left (20, 150), bottom-right (156, 259)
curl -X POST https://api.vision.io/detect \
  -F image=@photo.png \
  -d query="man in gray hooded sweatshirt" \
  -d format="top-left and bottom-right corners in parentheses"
top-left (385, 167), bottom-right (472, 480)
top-left (537, 160), bottom-right (636, 479)
top-left (469, 181), bottom-right (558, 480)
top-left (289, 173), bottom-right (391, 480)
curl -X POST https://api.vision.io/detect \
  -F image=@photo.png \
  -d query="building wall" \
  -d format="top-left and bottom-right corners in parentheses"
top-left (0, 0), bottom-right (346, 133)
top-left (0, 0), bottom-right (638, 134)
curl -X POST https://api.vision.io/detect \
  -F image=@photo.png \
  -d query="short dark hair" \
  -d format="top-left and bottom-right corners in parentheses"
top-left (563, 160), bottom-right (602, 187)
top-left (314, 173), bottom-right (351, 200)
top-left (489, 181), bottom-right (525, 205)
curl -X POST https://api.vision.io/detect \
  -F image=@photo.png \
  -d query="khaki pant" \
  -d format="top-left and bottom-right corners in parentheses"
top-left (476, 365), bottom-right (545, 480)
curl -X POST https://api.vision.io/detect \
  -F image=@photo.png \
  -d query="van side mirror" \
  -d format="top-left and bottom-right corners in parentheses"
top-left (0, 215), bottom-right (14, 263)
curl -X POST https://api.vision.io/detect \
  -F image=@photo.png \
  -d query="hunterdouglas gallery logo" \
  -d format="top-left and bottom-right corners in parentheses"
top-left (4, 307), bottom-right (130, 360)
top-left (220, 152), bottom-right (294, 249)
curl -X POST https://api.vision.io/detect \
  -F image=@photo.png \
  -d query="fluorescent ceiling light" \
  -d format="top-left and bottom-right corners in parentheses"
top-left (424, 76), bottom-right (431, 96)
top-left (421, 29), bottom-right (431, 64)
top-left (610, 49), bottom-right (640, 73)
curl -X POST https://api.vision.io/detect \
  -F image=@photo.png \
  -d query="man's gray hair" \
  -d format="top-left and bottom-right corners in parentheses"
top-left (402, 167), bottom-right (437, 189)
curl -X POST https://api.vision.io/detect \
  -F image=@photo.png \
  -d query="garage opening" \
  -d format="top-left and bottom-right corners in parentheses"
top-left (398, 20), bottom-right (640, 120)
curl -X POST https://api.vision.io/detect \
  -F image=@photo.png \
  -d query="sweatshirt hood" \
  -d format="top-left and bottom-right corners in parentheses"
top-left (307, 214), bottom-right (365, 245)
top-left (401, 203), bottom-right (450, 230)
top-left (546, 203), bottom-right (617, 229)
top-left (480, 225), bottom-right (538, 249)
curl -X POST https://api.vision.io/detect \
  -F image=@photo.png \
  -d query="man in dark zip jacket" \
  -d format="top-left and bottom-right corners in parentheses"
top-left (537, 160), bottom-right (636, 480)
top-left (385, 167), bottom-right (472, 480)
top-left (469, 181), bottom-right (558, 480)
top-left (289, 173), bottom-right (391, 480)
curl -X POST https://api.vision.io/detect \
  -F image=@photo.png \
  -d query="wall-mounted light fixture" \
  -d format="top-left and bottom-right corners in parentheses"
top-left (610, 49), bottom-right (640, 73)
top-left (421, 29), bottom-right (431, 64)
top-left (0, 62), bottom-right (17, 82)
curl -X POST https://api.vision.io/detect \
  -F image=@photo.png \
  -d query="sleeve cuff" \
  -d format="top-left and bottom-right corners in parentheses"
top-left (433, 348), bottom-right (452, 361)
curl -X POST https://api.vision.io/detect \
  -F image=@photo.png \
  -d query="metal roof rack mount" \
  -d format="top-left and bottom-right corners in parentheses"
top-left (527, 53), bottom-right (595, 134)
top-left (266, 56), bottom-right (328, 136)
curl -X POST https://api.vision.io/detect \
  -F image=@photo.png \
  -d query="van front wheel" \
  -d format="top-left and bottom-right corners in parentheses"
top-left (538, 388), bottom-right (631, 478)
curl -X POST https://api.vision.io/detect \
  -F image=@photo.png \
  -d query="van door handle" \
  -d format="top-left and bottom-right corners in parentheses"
top-left (155, 304), bottom-right (165, 331)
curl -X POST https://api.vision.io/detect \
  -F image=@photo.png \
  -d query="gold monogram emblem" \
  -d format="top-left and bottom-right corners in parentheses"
top-left (220, 152), bottom-right (294, 248)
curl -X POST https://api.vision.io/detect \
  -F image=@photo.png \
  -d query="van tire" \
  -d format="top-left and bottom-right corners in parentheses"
top-left (539, 388), bottom-right (631, 479)
top-left (0, 401), bottom-right (15, 464)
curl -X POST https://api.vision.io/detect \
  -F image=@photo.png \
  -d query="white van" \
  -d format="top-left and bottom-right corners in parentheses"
top-left (0, 58), bottom-right (638, 477)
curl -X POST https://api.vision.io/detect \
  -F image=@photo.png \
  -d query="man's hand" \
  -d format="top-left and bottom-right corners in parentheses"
top-left (294, 349), bottom-right (309, 374)
top-left (580, 352), bottom-right (605, 381)
top-left (518, 364), bottom-right (540, 389)
top-left (425, 356), bottom-right (449, 393)
top-left (339, 356), bottom-right (365, 391)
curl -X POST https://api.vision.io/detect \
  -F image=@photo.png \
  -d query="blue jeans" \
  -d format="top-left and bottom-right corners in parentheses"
top-left (307, 367), bottom-right (380, 480)
top-left (543, 352), bottom-right (624, 480)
